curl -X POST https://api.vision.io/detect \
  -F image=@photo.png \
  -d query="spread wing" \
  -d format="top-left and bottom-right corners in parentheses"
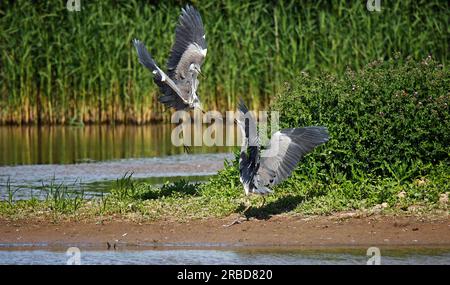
top-left (133, 39), bottom-right (189, 110)
top-left (167, 5), bottom-right (207, 80)
top-left (255, 127), bottom-right (329, 187)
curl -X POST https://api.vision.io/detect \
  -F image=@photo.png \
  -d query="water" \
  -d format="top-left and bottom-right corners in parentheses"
top-left (0, 247), bottom-right (449, 265)
top-left (0, 125), bottom-right (234, 199)
top-left (2, 125), bottom-right (448, 265)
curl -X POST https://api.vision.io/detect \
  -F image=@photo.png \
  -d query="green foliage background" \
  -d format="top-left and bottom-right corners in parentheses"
top-left (0, 0), bottom-right (448, 124)
top-left (273, 56), bottom-right (449, 179)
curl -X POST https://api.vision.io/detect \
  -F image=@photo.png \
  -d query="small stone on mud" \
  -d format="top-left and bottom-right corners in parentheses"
top-left (408, 205), bottom-right (421, 212)
top-left (439, 193), bottom-right (448, 205)
top-left (373, 203), bottom-right (388, 212)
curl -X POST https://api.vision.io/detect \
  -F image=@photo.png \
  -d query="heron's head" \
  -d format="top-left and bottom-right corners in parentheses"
top-left (189, 63), bottom-right (202, 75)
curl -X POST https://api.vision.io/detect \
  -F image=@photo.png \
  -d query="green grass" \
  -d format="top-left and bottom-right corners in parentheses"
top-left (1, 156), bottom-right (448, 222)
top-left (0, 0), bottom-right (448, 124)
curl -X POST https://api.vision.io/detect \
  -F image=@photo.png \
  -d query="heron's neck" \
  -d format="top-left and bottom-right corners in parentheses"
top-left (190, 73), bottom-right (199, 97)
top-left (236, 123), bottom-right (247, 149)
top-left (240, 137), bottom-right (248, 154)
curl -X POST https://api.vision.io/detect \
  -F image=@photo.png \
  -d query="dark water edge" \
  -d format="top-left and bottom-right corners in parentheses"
top-left (0, 245), bottom-right (449, 265)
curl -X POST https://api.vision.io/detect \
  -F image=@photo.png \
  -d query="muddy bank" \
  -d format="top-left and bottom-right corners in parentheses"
top-left (0, 213), bottom-right (449, 249)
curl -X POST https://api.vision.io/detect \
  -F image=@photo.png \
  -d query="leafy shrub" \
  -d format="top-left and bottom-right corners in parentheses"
top-left (272, 56), bottom-right (449, 179)
top-left (199, 152), bottom-right (242, 198)
top-left (139, 179), bottom-right (200, 200)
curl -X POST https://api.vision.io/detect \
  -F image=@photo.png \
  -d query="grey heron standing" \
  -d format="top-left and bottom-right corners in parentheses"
top-left (133, 5), bottom-right (207, 111)
top-left (226, 100), bottom-right (329, 226)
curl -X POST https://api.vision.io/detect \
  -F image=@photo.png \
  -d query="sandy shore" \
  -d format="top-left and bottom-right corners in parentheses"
top-left (1, 212), bottom-right (449, 249)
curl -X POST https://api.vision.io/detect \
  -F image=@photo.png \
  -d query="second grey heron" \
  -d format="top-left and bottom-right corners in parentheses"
top-left (133, 5), bottom-right (207, 111)
top-left (226, 100), bottom-right (329, 226)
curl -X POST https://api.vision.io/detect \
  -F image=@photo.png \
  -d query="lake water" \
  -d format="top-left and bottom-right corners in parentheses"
top-left (2, 125), bottom-right (449, 265)
top-left (0, 125), bottom-right (234, 200)
top-left (0, 247), bottom-right (449, 265)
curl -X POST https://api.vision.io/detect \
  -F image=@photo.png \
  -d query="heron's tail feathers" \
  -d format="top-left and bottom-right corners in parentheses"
top-left (253, 186), bottom-right (272, 195)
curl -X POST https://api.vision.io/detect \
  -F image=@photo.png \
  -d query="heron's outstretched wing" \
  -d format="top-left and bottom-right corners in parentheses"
top-left (237, 100), bottom-right (260, 185)
top-left (133, 39), bottom-right (189, 110)
top-left (256, 127), bottom-right (329, 187)
top-left (167, 5), bottom-right (207, 80)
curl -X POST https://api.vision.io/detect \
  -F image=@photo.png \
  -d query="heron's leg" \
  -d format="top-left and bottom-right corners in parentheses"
top-left (176, 120), bottom-right (191, 154)
top-left (183, 144), bottom-right (191, 154)
top-left (260, 196), bottom-right (266, 208)
top-left (223, 197), bottom-right (251, 227)
top-left (242, 202), bottom-right (252, 221)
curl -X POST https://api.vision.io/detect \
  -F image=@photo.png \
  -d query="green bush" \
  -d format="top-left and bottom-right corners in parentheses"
top-left (199, 154), bottom-right (242, 199)
top-left (139, 179), bottom-right (200, 200)
top-left (272, 56), bottom-right (449, 179)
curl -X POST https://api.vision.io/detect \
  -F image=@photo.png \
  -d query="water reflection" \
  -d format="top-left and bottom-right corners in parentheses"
top-left (0, 125), bottom-right (233, 166)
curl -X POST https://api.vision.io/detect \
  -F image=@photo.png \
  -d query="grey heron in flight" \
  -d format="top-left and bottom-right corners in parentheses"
top-left (133, 5), bottom-right (207, 111)
top-left (226, 100), bottom-right (329, 226)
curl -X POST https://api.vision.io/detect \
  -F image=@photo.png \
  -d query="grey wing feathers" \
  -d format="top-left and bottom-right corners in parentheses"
top-left (167, 5), bottom-right (207, 78)
top-left (256, 127), bottom-right (329, 187)
top-left (133, 39), bottom-right (188, 110)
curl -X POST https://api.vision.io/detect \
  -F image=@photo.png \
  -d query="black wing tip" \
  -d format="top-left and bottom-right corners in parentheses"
top-left (282, 126), bottom-right (330, 143)
top-left (132, 38), bottom-right (143, 48)
top-left (179, 4), bottom-right (205, 36)
top-left (238, 98), bottom-right (249, 115)
top-left (132, 38), bottom-right (146, 54)
top-left (307, 126), bottom-right (330, 143)
top-left (132, 39), bottom-right (160, 77)
top-left (183, 4), bottom-right (200, 15)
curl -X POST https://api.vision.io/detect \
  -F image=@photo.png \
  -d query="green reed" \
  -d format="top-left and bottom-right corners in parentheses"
top-left (0, 0), bottom-right (447, 124)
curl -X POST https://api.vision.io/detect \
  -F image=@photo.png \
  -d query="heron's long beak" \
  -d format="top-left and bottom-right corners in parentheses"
top-left (196, 106), bottom-right (206, 114)
top-left (198, 70), bottom-right (206, 78)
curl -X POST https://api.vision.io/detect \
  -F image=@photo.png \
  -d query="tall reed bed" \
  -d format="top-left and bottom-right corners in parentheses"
top-left (0, 0), bottom-right (447, 124)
